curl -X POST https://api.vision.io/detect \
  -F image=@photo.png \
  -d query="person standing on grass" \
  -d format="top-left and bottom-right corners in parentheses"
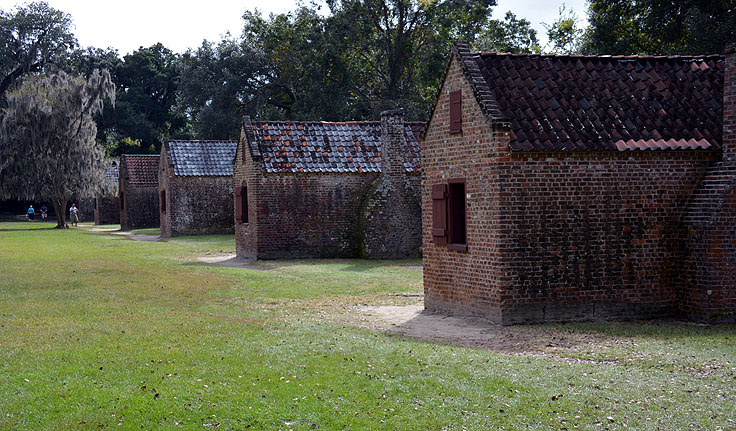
top-left (40, 205), bottom-right (48, 222)
top-left (69, 203), bottom-right (79, 227)
top-left (27, 205), bottom-right (34, 221)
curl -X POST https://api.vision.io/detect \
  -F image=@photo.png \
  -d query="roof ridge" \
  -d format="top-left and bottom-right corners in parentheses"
top-left (251, 120), bottom-right (382, 125)
top-left (477, 52), bottom-right (724, 60)
top-left (167, 139), bottom-right (238, 143)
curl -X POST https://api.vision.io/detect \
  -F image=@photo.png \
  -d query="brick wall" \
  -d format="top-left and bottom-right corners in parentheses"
top-left (362, 110), bottom-right (422, 258)
top-left (161, 176), bottom-right (234, 237)
top-left (254, 172), bottom-right (376, 259)
top-left (119, 164), bottom-right (159, 231)
top-left (682, 44), bottom-right (736, 323)
top-left (423, 53), bottom-right (722, 324)
top-left (423, 54), bottom-right (508, 323)
top-left (235, 119), bottom-right (423, 260)
top-left (160, 150), bottom-right (234, 238)
top-left (94, 195), bottom-right (119, 225)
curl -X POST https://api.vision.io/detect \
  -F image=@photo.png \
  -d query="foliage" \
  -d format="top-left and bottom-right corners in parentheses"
top-left (111, 43), bottom-right (187, 154)
top-left (0, 70), bottom-right (115, 227)
top-left (244, 7), bottom-right (362, 121)
top-left (325, 0), bottom-right (496, 118)
top-left (1, 224), bottom-right (735, 429)
top-left (0, 1), bottom-right (76, 106)
top-left (475, 11), bottom-right (540, 54)
top-left (177, 36), bottom-right (266, 139)
top-left (583, 0), bottom-right (736, 55)
top-left (544, 5), bottom-right (584, 54)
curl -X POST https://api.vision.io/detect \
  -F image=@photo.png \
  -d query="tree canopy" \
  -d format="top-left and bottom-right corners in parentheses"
top-left (582, 0), bottom-right (736, 55)
top-left (0, 70), bottom-right (115, 227)
top-left (0, 1), bottom-right (76, 105)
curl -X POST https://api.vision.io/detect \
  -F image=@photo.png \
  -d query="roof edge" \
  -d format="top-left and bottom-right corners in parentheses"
top-left (242, 116), bottom-right (262, 161)
top-left (451, 40), bottom-right (511, 129)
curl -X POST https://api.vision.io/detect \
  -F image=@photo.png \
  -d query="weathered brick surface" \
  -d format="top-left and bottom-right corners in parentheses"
top-left (362, 110), bottom-right (422, 258)
top-left (159, 148), bottom-right (234, 237)
top-left (682, 44), bottom-right (736, 323)
top-left (119, 157), bottom-right (159, 231)
top-left (234, 116), bottom-right (422, 260)
top-left (94, 196), bottom-right (119, 225)
top-left (423, 52), bottom-right (729, 325)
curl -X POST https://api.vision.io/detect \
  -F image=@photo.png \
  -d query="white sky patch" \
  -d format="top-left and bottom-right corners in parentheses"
top-left (491, 0), bottom-right (589, 49)
top-left (1, 0), bottom-right (589, 55)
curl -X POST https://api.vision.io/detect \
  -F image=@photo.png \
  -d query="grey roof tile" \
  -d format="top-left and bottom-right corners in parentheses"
top-left (168, 140), bottom-right (237, 176)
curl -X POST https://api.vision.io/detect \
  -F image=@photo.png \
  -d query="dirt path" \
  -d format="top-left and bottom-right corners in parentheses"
top-left (347, 304), bottom-right (621, 359)
top-left (84, 225), bottom-right (160, 242)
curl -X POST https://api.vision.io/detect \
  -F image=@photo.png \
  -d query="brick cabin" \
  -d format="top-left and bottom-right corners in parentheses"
top-left (119, 154), bottom-right (160, 231)
top-left (423, 41), bottom-right (736, 325)
top-left (94, 161), bottom-right (120, 225)
top-left (159, 140), bottom-right (237, 237)
top-left (234, 110), bottom-right (424, 259)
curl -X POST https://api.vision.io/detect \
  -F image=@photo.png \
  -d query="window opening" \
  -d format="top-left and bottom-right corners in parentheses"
top-left (448, 180), bottom-right (466, 249)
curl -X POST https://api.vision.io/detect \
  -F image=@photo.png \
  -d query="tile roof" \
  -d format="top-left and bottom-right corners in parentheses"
top-left (166, 140), bottom-right (237, 176)
top-left (453, 41), bottom-right (724, 152)
top-left (244, 120), bottom-right (423, 173)
top-left (104, 162), bottom-right (119, 183)
top-left (121, 154), bottom-right (159, 186)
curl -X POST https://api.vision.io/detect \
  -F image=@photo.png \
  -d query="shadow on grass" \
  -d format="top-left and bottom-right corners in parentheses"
top-left (183, 257), bottom-right (422, 274)
top-left (540, 320), bottom-right (736, 339)
top-left (0, 226), bottom-right (61, 232)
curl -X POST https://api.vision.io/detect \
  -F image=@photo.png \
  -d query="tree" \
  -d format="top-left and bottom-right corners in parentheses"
top-left (112, 43), bottom-right (186, 154)
top-left (475, 11), bottom-right (540, 53)
top-left (177, 36), bottom-right (267, 139)
top-left (325, 0), bottom-right (496, 118)
top-left (544, 5), bottom-right (584, 54)
top-left (0, 70), bottom-right (115, 227)
top-left (583, 0), bottom-right (736, 55)
top-left (0, 1), bottom-right (76, 105)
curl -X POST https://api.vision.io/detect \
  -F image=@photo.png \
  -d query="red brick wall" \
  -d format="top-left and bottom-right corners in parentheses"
top-left (682, 44), bottom-right (736, 323)
top-left (423, 54), bottom-right (721, 324)
top-left (235, 120), bottom-right (423, 260)
top-left (94, 195), bottom-right (119, 225)
top-left (234, 128), bottom-right (261, 259)
top-left (119, 164), bottom-right (159, 231)
top-left (160, 148), bottom-right (234, 238)
top-left (423, 55), bottom-right (508, 323)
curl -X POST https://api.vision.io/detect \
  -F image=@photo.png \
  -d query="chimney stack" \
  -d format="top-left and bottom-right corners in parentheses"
top-left (380, 109), bottom-right (406, 179)
top-left (724, 43), bottom-right (736, 162)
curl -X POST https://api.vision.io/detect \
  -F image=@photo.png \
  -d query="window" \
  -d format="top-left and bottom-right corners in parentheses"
top-left (160, 190), bottom-right (166, 214)
top-left (236, 183), bottom-right (248, 224)
top-left (449, 89), bottom-right (462, 133)
top-left (447, 180), bottom-right (466, 250)
top-left (432, 179), bottom-right (467, 251)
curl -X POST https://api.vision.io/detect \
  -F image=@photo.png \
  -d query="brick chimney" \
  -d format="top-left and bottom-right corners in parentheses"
top-left (380, 109), bottom-right (406, 179)
top-left (725, 43), bottom-right (736, 162)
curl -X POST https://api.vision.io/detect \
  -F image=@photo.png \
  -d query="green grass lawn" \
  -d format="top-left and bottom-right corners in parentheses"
top-left (0, 222), bottom-right (734, 430)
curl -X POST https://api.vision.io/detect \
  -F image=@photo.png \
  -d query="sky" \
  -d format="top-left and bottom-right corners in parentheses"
top-left (0, 0), bottom-right (589, 55)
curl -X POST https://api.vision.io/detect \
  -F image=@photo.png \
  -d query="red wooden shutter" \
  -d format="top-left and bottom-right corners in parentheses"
top-left (432, 183), bottom-right (448, 244)
top-left (449, 90), bottom-right (462, 133)
top-left (235, 187), bottom-right (242, 223)
top-left (241, 185), bottom-right (248, 224)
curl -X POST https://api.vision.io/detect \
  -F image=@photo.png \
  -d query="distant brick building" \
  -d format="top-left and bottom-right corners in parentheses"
top-left (159, 140), bottom-right (237, 237)
top-left (234, 111), bottom-right (424, 259)
top-left (120, 154), bottom-right (160, 231)
top-left (94, 161), bottom-right (120, 225)
top-left (423, 41), bottom-right (735, 324)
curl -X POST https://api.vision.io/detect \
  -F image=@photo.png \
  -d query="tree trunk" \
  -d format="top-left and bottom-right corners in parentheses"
top-left (53, 198), bottom-right (68, 229)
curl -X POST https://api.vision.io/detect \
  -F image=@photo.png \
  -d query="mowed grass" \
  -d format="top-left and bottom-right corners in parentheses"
top-left (0, 223), bottom-right (734, 430)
